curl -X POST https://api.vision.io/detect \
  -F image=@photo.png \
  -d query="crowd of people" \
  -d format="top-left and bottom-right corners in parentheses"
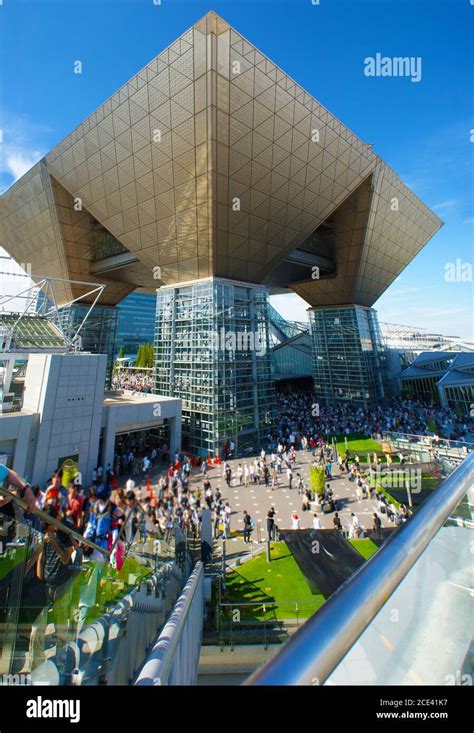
top-left (1, 387), bottom-right (471, 678)
top-left (0, 453), bottom-right (206, 670)
top-left (1, 392), bottom-right (469, 567)
top-left (111, 370), bottom-right (154, 394)
top-left (0, 391), bottom-right (469, 585)
top-left (267, 393), bottom-right (472, 447)
top-left (1, 392), bottom-right (466, 574)
top-left (103, 434), bottom-right (171, 479)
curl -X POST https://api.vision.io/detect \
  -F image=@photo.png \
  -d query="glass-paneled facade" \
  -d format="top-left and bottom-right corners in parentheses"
top-left (401, 376), bottom-right (440, 403)
top-left (154, 278), bottom-right (274, 457)
top-left (90, 217), bottom-right (128, 261)
top-left (58, 304), bottom-right (119, 386)
top-left (271, 334), bottom-right (313, 377)
top-left (309, 305), bottom-right (388, 406)
top-left (117, 292), bottom-right (157, 357)
top-left (443, 385), bottom-right (474, 415)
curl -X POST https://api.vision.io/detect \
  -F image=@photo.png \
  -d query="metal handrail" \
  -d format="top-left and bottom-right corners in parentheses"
top-left (219, 600), bottom-right (324, 606)
top-left (135, 561), bottom-right (203, 685)
top-left (247, 451), bottom-right (474, 686)
top-left (383, 431), bottom-right (473, 452)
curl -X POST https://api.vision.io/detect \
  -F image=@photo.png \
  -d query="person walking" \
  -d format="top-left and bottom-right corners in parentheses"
top-left (243, 511), bottom-right (252, 543)
top-left (296, 473), bottom-right (304, 494)
top-left (373, 512), bottom-right (382, 537)
top-left (351, 512), bottom-right (362, 538)
top-left (213, 507), bottom-right (221, 539)
top-left (263, 464), bottom-right (269, 486)
top-left (270, 465), bottom-right (278, 491)
top-left (223, 503), bottom-right (232, 538)
top-left (333, 512), bottom-right (342, 532)
top-left (244, 463), bottom-right (250, 486)
top-left (266, 506), bottom-right (276, 540)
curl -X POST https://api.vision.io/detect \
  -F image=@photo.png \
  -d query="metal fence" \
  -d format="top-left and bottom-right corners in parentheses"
top-left (212, 600), bottom-right (325, 647)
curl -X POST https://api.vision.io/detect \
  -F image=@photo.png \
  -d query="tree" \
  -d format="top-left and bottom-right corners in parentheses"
top-left (309, 465), bottom-right (325, 497)
top-left (146, 342), bottom-right (155, 367)
top-left (117, 345), bottom-right (125, 359)
top-left (135, 344), bottom-right (144, 368)
top-left (135, 342), bottom-right (154, 368)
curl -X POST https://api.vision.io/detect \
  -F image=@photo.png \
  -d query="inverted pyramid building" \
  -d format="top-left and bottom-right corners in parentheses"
top-left (0, 11), bottom-right (443, 452)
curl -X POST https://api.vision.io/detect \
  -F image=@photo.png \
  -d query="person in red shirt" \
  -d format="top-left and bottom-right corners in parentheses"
top-left (44, 472), bottom-right (63, 512)
top-left (66, 482), bottom-right (84, 529)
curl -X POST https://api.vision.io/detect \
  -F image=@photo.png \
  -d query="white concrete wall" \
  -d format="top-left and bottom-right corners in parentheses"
top-left (23, 353), bottom-right (106, 487)
top-left (0, 411), bottom-right (36, 478)
top-left (101, 395), bottom-right (182, 469)
top-left (1, 355), bottom-right (183, 488)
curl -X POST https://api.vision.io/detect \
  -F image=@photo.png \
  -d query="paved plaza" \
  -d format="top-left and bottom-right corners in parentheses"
top-left (125, 449), bottom-right (395, 558)
top-left (197, 451), bottom-right (392, 543)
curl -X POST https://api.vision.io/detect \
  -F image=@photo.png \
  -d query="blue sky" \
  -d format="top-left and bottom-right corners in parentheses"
top-left (0, 0), bottom-right (472, 336)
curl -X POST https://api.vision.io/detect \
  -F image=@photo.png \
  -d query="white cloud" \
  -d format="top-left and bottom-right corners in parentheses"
top-left (410, 306), bottom-right (466, 318)
top-left (5, 150), bottom-right (43, 181)
top-left (432, 199), bottom-right (457, 211)
top-left (0, 115), bottom-right (51, 190)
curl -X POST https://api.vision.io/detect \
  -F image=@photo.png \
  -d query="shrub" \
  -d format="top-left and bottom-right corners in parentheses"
top-left (309, 465), bottom-right (325, 495)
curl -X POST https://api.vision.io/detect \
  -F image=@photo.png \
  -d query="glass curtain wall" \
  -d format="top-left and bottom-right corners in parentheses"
top-left (309, 305), bottom-right (388, 406)
top-left (442, 385), bottom-right (474, 415)
top-left (117, 292), bottom-right (157, 358)
top-left (58, 304), bottom-right (119, 387)
top-left (154, 279), bottom-right (274, 457)
top-left (401, 376), bottom-right (440, 402)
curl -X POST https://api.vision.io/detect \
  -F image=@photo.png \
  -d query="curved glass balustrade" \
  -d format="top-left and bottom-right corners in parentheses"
top-left (0, 504), bottom-right (193, 685)
top-left (326, 492), bottom-right (473, 685)
top-left (249, 453), bottom-right (474, 686)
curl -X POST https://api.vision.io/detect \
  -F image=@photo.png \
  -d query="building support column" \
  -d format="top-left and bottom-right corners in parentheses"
top-left (1, 355), bottom-right (16, 395)
top-left (437, 383), bottom-right (448, 408)
top-left (309, 304), bottom-right (387, 406)
top-left (168, 415), bottom-right (182, 458)
top-left (154, 277), bottom-right (273, 457)
top-left (101, 408), bottom-right (117, 473)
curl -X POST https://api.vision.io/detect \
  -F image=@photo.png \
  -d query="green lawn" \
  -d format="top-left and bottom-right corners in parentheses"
top-left (334, 434), bottom-right (401, 462)
top-left (369, 471), bottom-right (441, 510)
top-left (349, 538), bottom-right (379, 560)
top-left (223, 537), bottom-right (380, 622)
top-left (335, 434), bottom-right (383, 455)
top-left (223, 542), bottom-right (325, 621)
top-left (0, 543), bottom-right (29, 581)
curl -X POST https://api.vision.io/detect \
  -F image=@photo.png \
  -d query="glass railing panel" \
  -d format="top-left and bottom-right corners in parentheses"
top-left (326, 492), bottom-right (473, 685)
top-left (0, 513), bottom-right (42, 679)
top-left (0, 508), bottom-right (192, 684)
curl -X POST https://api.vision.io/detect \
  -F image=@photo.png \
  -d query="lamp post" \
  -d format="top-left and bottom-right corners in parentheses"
top-left (266, 538), bottom-right (271, 563)
top-left (222, 537), bottom-right (227, 590)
